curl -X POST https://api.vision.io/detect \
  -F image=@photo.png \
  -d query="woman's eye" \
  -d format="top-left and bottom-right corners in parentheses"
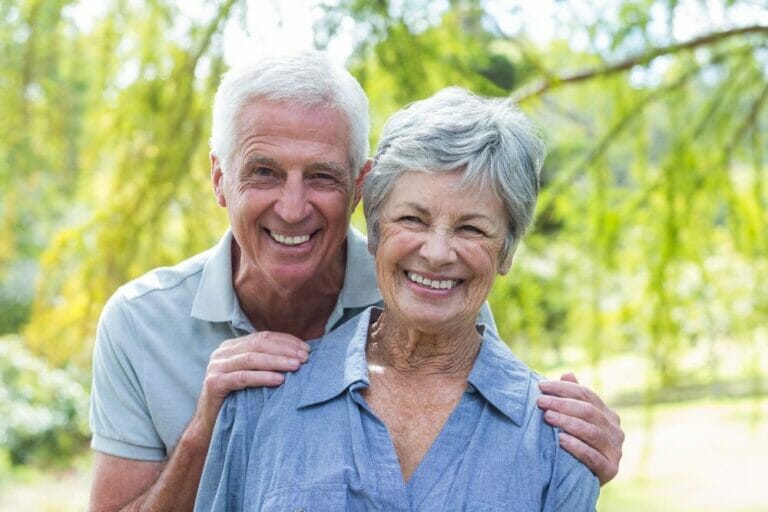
top-left (460, 225), bottom-right (485, 235)
top-left (399, 216), bottom-right (422, 224)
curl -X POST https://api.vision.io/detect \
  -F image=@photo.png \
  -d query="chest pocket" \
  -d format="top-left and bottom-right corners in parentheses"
top-left (261, 484), bottom-right (347, 512)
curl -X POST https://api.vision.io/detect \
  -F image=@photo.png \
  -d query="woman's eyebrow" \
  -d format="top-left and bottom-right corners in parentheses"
top-left (456, 212), bottom-right (494, 223)
top-left (398, 202), bottom-right (430, 215)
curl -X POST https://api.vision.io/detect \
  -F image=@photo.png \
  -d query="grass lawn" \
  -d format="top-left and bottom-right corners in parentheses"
top-left (1, 395), bottom-right (765, 511)
top-left (598, 396), bottom-right (768, 511)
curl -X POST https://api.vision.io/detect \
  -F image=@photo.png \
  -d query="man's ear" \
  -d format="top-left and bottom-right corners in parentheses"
top-left (352, 159), bottom-right (373, 209)
top-left (211, 153), bottom-right (226, 207)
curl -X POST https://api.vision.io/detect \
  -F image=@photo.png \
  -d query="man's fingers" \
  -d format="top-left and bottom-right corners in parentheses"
top-left (216, 351), bottom-right (302, 374)
top-left (223, 370), bottom-right (286, 390)
top-left (557, 432), bottom-right (615, 485)
top-left (539, 379), bottom-right (606, 409)
top-left (216, 332), bottom-right (310, 361)
top-left (542, 408), bottom-right (605, 448)
top-left (537, 395), bottom-right (605, 423)
top-left (560, 372), bottom-right (579, 384)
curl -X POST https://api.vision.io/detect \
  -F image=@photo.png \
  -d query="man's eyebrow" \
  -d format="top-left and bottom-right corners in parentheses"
top-left (244, 154), bottom-right (280, 169)
top-left (307, 161), bottom-right (348, 176)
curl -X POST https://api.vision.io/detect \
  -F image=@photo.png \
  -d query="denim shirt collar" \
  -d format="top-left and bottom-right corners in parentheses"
top-left (467, 328), bottom-right (532, 426)
top-left (298, 307), bottom-right (531, 426)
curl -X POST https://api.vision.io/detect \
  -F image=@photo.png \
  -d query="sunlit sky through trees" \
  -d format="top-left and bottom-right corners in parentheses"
top-left (63, 0), bottom-right (768, 70)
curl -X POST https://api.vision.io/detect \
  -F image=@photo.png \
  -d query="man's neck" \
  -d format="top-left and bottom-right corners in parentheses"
top-left (230, 242), bottom-right (347, 340)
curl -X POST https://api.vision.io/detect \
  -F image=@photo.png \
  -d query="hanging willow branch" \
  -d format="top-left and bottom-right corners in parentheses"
top-left (535, 45), bottom-right (758, 213)
top-left (512, 25), bottom-right (768, 103)
top-left (724, 79), bottom-right (768, 160)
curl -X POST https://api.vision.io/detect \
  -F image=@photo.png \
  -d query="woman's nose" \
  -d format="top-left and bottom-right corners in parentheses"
top-left (418, 230), bottom-right (457, 266)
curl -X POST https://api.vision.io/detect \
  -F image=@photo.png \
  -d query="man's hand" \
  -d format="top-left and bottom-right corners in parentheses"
top-left (537, 372), bottom-right (624, 486)
top-left (89, 331), bottom-right (310, 512)
top-left (195, 331), bottom-right (310, 434)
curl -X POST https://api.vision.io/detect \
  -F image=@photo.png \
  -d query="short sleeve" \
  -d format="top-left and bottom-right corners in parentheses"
top-left (89, 292), bottom-right (165, 461)
top-left (195, 389), bottom-right (264, 512)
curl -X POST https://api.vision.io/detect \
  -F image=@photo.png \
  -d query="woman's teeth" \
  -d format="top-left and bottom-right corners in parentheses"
top-left (406, 271), bottom-right (459, 290)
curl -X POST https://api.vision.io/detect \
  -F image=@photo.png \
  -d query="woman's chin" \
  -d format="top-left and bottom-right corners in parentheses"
top-left (398, 309), bottom-right (474, 333)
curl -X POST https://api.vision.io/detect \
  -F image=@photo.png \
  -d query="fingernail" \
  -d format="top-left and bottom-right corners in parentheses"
top-left (537, 396), bottom-right (551, 407)
top-left (289, 358), bottom-right (301, 370)
top-left (544, 410), bottom-right (558, 421)
top-left (300, 342), bottom-right (311, 352)
top-left (297, 349), bottom-right (309, 361)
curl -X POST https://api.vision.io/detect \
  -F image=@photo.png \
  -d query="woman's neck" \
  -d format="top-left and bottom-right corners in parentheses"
top-left (366, 310), bottom-right (482, 379)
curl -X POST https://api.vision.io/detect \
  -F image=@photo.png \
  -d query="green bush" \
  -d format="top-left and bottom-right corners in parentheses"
top-left (0, 336), bottom-right (90, 472)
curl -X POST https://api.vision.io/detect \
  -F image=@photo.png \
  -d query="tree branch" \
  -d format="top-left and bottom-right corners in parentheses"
top-left (725, 79), bottom-right (768, 160)
top-left (535, 46), bottom-right (752, 214)
top-left (513, 25), bottom-right (768, 103)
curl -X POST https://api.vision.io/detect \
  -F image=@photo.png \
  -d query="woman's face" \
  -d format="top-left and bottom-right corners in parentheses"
top-left (375, 171), bottom-right (508, 333)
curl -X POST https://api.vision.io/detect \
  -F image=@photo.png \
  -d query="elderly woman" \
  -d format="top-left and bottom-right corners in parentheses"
top-left (195, 87), bottom-right (599, 511)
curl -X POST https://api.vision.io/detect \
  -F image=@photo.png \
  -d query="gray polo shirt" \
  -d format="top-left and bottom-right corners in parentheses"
top-left (89, 228), bottom-right (381, 461)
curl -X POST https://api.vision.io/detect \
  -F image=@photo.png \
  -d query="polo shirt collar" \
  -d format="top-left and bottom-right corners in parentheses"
top-left (191, 229), bottom-right (236, 323)
top-left (337, 227), bottom-right (380, 308)
top-left (299, 306), bottom-right (532, 427)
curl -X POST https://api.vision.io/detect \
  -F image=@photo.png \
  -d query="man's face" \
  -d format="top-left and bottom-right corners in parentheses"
top-left (212, 99), bottom-right (362, 292)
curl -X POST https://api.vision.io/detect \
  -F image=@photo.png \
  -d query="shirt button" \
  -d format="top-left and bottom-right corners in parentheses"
top-left (293, 508), bottom-right (305, 512)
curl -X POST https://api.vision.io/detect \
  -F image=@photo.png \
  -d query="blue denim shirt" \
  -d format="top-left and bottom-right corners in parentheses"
top-left (195, 307), bottom-right (599, 511)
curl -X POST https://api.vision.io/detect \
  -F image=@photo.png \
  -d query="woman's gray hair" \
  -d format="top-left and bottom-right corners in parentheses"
top-left (363, 86), bottom-right (545, 272)
top-left (210, 50), bottom-right (370, 178)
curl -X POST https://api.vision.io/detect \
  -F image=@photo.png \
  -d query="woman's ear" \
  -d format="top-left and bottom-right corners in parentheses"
top-left (498, 242), bottom-right (518, 275)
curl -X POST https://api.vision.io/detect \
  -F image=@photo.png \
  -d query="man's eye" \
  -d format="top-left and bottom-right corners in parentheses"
top-left (310, 172), bottom-right (338, 182)
top-left (253, 167), bottom-right (275, 177)
top-left (399, 216), bottom-right (422, 224)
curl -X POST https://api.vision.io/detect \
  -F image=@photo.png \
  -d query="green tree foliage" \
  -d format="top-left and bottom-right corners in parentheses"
top-left (0, 335), bottom-right (89, 470)
top-left (4, 0), bottom-right (766, 399)
top-left (3, 0), bottom-right (235, 364)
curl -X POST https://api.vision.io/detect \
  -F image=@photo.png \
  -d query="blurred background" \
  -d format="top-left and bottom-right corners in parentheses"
top-left (1, 0), bottom-right (767, 510)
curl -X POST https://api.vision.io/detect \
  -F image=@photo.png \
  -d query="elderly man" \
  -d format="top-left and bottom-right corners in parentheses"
top-left (88, 52), bottom-right (623, 512)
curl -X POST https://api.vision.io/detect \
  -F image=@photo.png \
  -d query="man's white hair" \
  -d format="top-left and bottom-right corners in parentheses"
top-left (210, 50), bottom-right (370, 178)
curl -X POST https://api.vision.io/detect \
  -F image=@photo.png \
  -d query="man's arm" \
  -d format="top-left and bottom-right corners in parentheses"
top-left (89, 331), bottom-right (309, 512)
top-left (537, 372), bottom-right (624, 486)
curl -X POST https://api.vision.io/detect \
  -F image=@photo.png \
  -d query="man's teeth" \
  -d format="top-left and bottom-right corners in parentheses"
top-left (406, 271), bottom-right (459, 290)
top-left (270, 231), bottom-right (310, 246)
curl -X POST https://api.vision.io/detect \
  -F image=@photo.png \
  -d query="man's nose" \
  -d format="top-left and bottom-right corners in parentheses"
top-left (274, 176), bottom-right (311, 224)
top-left (418, 230), bottom-right (457, 266)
